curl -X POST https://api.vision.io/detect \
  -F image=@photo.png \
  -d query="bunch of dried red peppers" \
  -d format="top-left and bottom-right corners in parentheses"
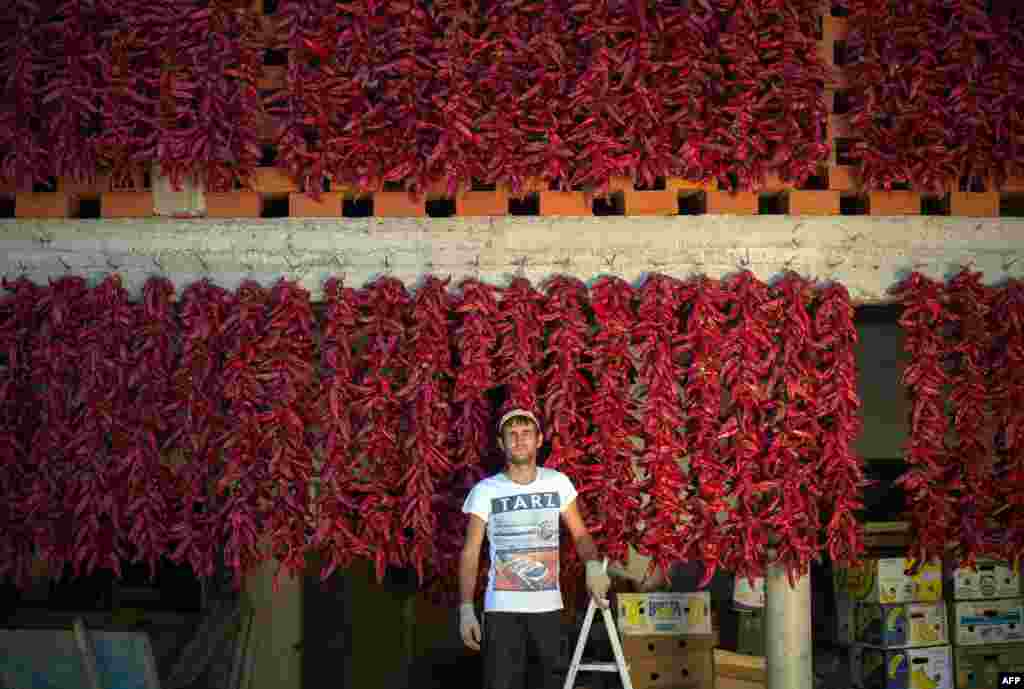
top-left (0, 270), bottom-right (885, 602)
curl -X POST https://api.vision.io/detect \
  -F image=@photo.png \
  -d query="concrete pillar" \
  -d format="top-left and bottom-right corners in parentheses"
top-left (765, 564), bottom-right (813, 689)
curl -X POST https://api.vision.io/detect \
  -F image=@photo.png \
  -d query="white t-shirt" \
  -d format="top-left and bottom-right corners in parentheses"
top-left (462, 467), bottom-right (578, 613)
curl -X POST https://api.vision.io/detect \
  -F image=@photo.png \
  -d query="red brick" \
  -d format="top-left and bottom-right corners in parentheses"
top-left (950, 192), bottom-right (999, 218)
top-left (288, 191), bottom-right (344, 217)
top-left (761, 172), bottom-right (795, 192)
top-left (59, 173), bottom-right (110, 197)
top-left (667, 177), bottom-right (717, 192)
top-left (374, 191), bottom-right (425, 217)
top-left (623, 190), bottom-right (677, 216)
top-left (110, 167), bottom-right (149, 191)
top-left (102, 191), bottom-right (154, 218)
top-left (456, 191), bottom-right (507, 216)
top-left (868, 191), bottom-right (920, 216)
top-left (539, 191), bottom-right (591, 216)
top-left (829, 166), bottom-right (859, 191)
top-left (789, 190), bottom-right (840, 216)
top-left (16, 193), bottom-right (76, 218)
top-left (607, 176), bottom-right (635, 192)
top-left (252, 167), bottom-right (298, 193)
top-left (706, 191), bottom-right (757, 215)
top-left (206, 191), bottom-right (263, 218)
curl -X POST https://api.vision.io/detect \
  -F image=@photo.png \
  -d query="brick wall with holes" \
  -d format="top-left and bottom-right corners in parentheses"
top-left (2, 0), bottom-right (1022, 222)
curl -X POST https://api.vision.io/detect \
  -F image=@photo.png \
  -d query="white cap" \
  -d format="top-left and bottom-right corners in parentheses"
top-left (497, 408), bottom-right (541, 434)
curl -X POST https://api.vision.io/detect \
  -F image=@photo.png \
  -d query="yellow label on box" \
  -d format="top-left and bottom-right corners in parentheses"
top-left (616, 592), bottom-right (712, 636)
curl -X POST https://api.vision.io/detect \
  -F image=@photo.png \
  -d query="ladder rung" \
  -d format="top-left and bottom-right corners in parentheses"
top-left (578, 663), bottom-right (624, 672)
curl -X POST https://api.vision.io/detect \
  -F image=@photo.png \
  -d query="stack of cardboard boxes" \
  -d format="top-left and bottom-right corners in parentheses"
top-left (946, 558), bottom-right (1024, 688)
top-left (614, 591), bottom-right (718, 689)
top-left (839, 557), bottom-right (954, 689)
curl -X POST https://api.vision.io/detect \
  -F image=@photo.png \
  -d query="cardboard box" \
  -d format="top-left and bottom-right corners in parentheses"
top-left (845, 558), bottom-right (943, 604)
top-left (855, 601), bottom-right (948, 648)
top-left (856, 645), bottom-right (953, 689)
top-left (713, 649), bottom-right (765, 689)
top-left (953, 642), bottom-right (1024, 688)
top-left (952, 599), bottom-right (1024, 646)
top-left (627, 650), bottom-right (714, 689)
top-left (947, 559), bottom-right (1021, 601)
top-left (620, 632), bottom-right (718, 660)
top-left (617, 592), bottom-right (712, 636)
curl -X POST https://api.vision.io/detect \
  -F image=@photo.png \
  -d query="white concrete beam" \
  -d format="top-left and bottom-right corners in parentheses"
top-left (1, 216), bottom-right (1023, 302)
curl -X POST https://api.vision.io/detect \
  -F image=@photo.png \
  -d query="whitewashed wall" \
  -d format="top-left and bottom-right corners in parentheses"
top-left (3, 216), bottom-right (1024, 301)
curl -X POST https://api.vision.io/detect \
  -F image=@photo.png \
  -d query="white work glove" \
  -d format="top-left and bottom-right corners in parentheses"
top-left (586, 560), bottom-right (612, 608)
top-left (460, 602), bottom-right (482, 651)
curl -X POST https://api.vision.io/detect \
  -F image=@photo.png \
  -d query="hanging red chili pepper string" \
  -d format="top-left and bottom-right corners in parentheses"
top-left (166, 280), bottom-right (232, 581)
top-left (24, 278), bottom-right (82, 580)
top-left (760, 273), bottom-right (821, 585)
top-left (944, 269), bottom-right (998, 569)
top-left (260, 281), bottom-right (319, 585)
top-left (679, 277), bottom-right (732, 585)
top-left (494, 277), bottom-right (546, 413)
top-left (397, 275), bottom-right (455, 584)
top-left (633, 274), bottom-right (689, 580)
top-left (540, 275), bottom-right (596, 607)
top-left (218, 281), bottom-right (275, 584)
top-left (121, 277), bottom-right (178, 580)
top-left (349, 276), bottom-right (412, 584)
top-left (314, 278), bottom-right (363, 581)
top-left (991, 280), bottom-right (1024, 569)
top-left (718, 271), bottom-right (775, 585)
top-left (893, 273), bottom-right (957, 567)
top-left (584, 276), bottom-right (642, 570)
top-left (813, 282), bottom-right (867, 570)
top-left (450, 278), bottom-right (500, 598)
top-left (0, 278), bottom-right (46, 588)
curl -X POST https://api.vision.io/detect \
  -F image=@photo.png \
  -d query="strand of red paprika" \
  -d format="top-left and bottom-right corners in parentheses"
top-left (0, 277), bottom-right (45, 588)
top-left (678, 277), bottom-right (732, 586)
top-left (396, 276), bottom-right (455, 585)
top-left (893, 273), bottom-right (956, 567)
top-left (632, 274), bottom-right (690, 581)
top-left (763, 273), bottom-right (823, 584)
top-left (218, 281), bottom-right (278, 586)
top-left (813, 283), bottom-right (868, 571)
top-left (450, 279), bottom-right (500, 595)
top-left (946, 269), bottom-right (998, 569)
top-left (539, 275), bottom-right (596, 611)
top-left (991, 281), bottom-right (1024, 569)
top-left (494, 277), bottom-right (546, 413)
top-left (585, 276), bottom-right (642, 569)
top-left (121, 277), bottom-right (178, 581)
top-left (715, 272), bottom-right (776, 583)
top-left (261, 280), bottom-right (319, 587)
top-left (351, 277), bottom-right (414, 583)
top-left (313, 278), bottom-right (362, 581)
top-left (165, 281), bottom-right (233, 581)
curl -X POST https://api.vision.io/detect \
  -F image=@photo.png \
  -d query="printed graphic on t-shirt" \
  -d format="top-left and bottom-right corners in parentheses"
top-left (494, 548), bottom-right (559, 591)
top-left (490, 491), bottom-right (560, 592)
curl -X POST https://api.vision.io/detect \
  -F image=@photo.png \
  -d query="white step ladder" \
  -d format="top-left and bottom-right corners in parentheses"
top-left (562, 559), bottom-right (634, 689)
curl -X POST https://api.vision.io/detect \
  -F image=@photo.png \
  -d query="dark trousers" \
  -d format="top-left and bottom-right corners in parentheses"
top-left (482, 610), bottom-right (563, 689)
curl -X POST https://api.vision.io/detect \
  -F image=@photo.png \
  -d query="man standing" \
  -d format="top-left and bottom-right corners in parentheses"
top-left (459, 408), bottom-right (611, 689)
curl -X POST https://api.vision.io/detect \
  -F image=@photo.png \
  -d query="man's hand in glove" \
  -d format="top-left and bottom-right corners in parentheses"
top-left (460, 602), bottom-right (482, 651)
top-left (586, 560), bottom-right (612, 608)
